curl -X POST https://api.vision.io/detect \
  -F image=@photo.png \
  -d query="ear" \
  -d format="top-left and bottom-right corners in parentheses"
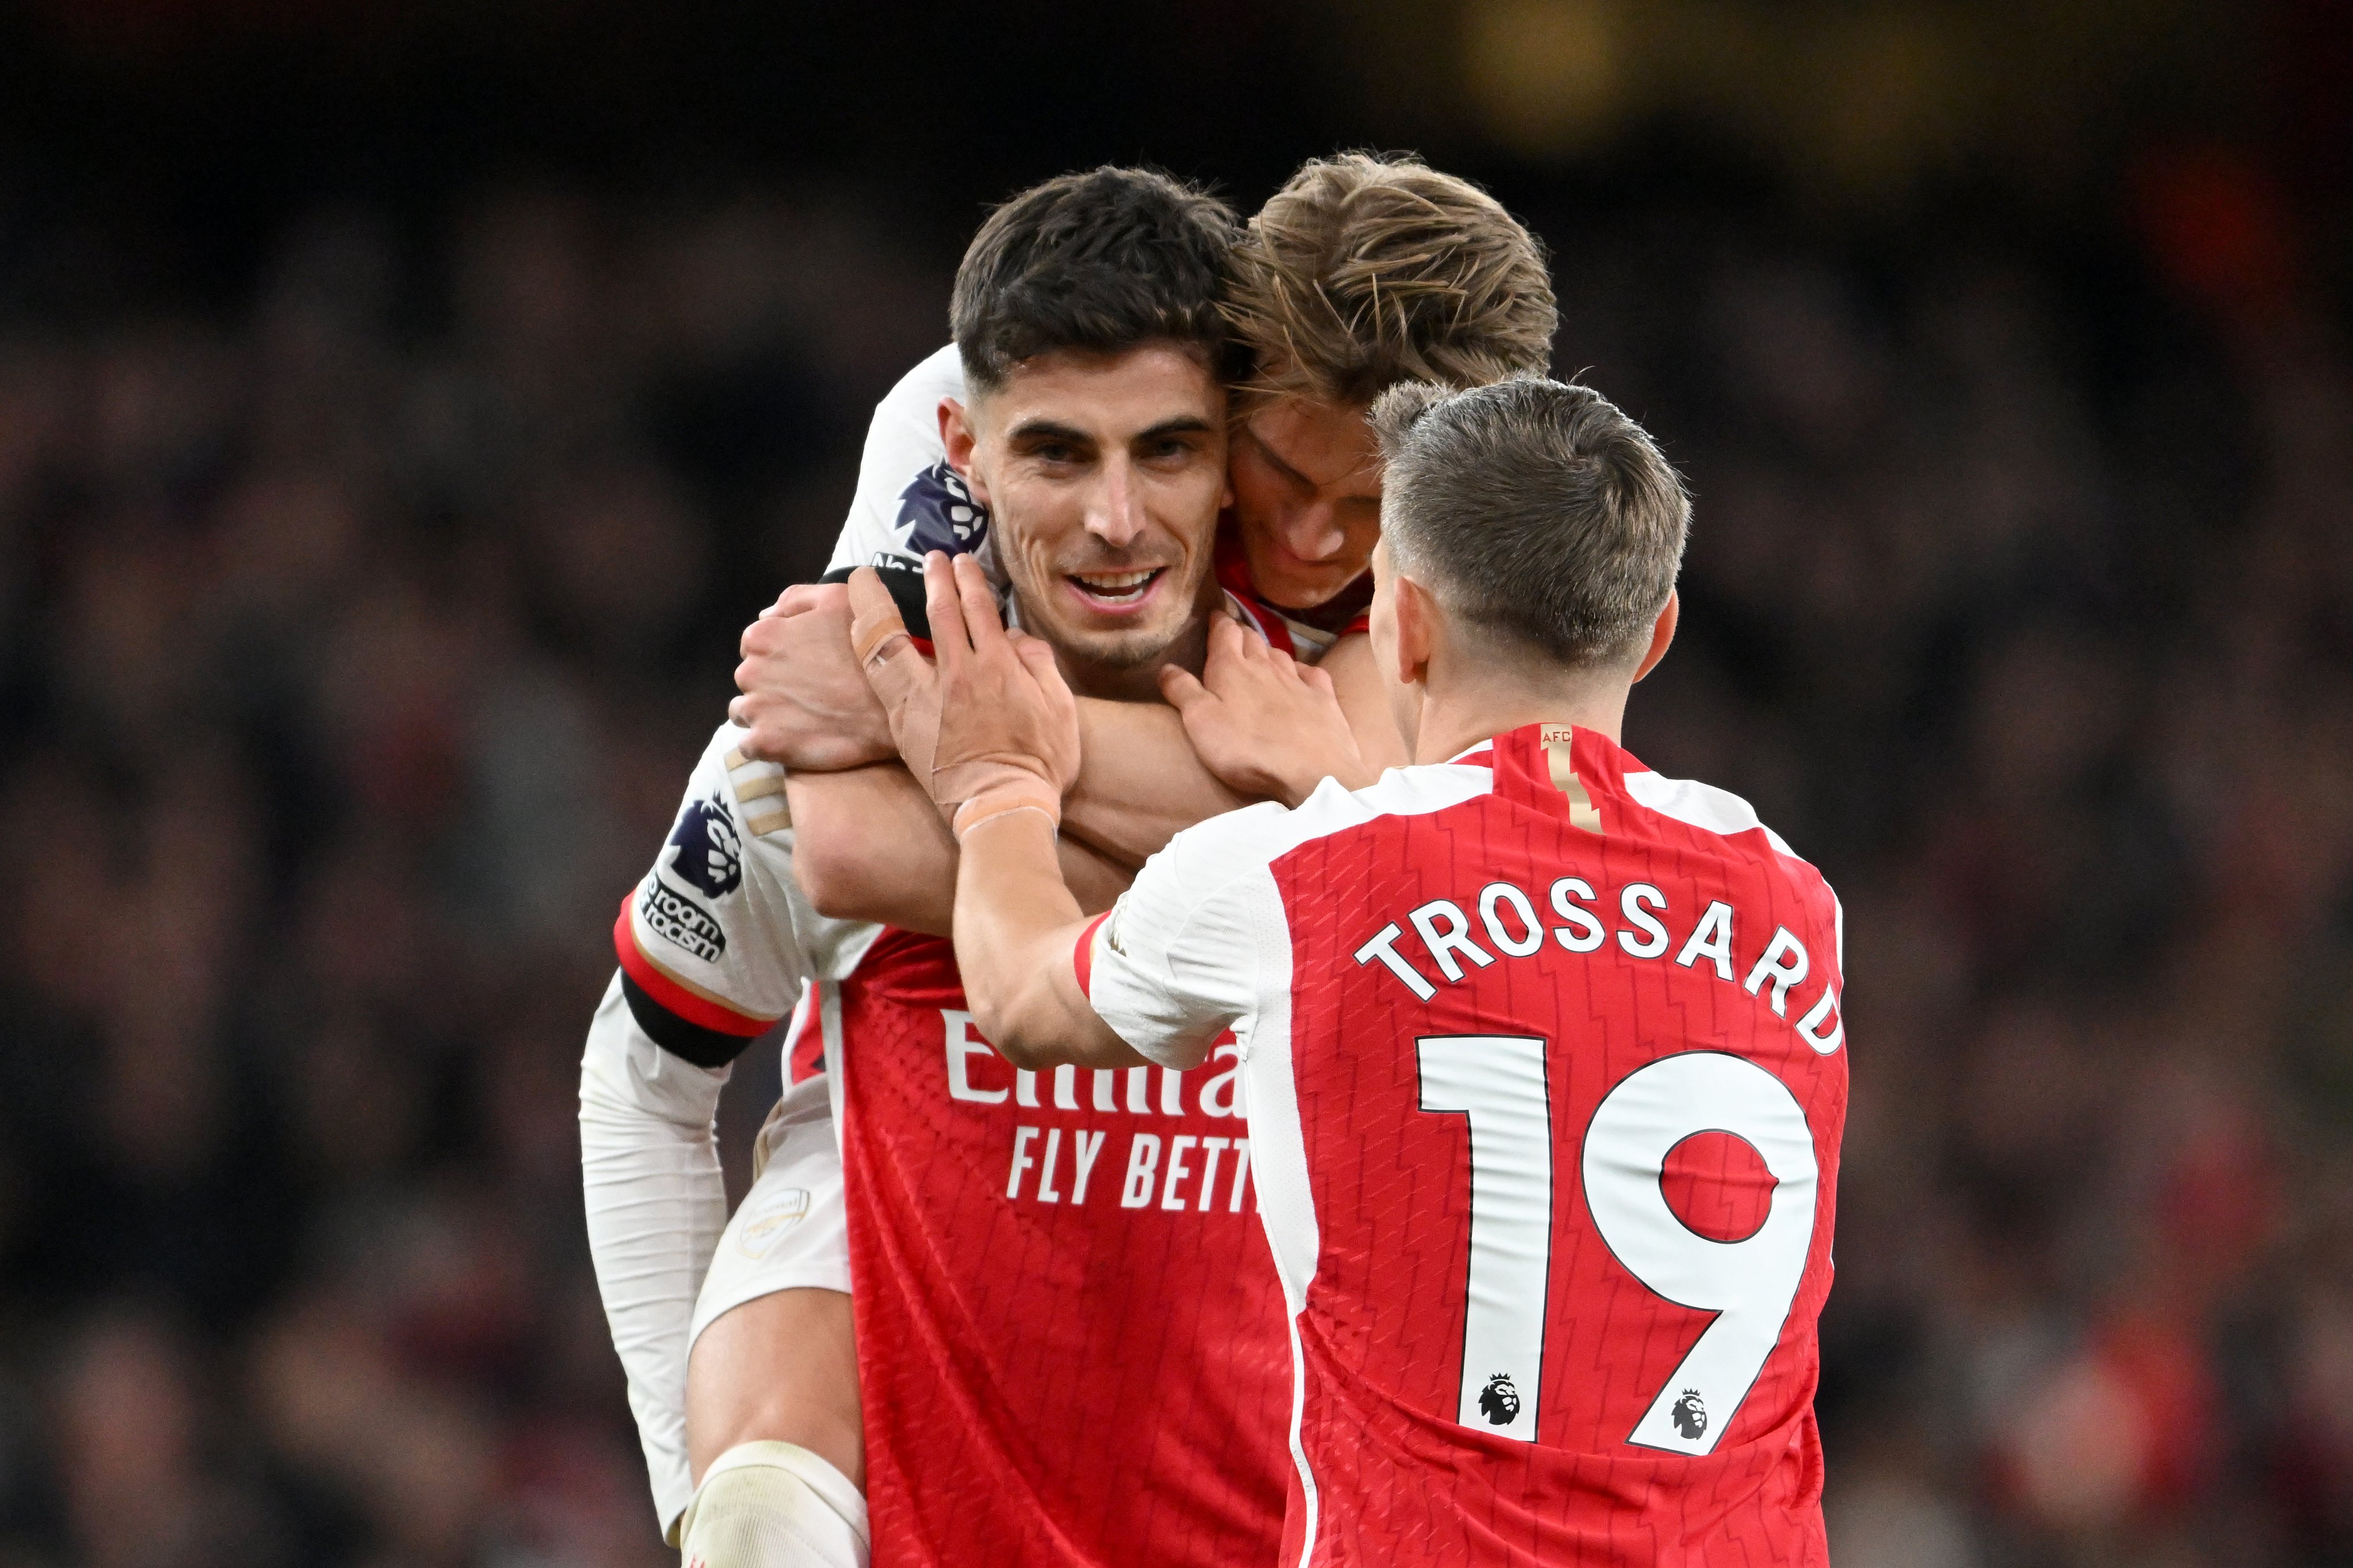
top-left (940, 398), bottom-right (990, 507)
top-left (1631, 590), bottom-right (1678, 683)
top-left (1391, 571), bottom-right (1438, 689)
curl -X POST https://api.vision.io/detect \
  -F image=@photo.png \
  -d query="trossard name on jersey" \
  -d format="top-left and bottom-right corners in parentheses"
top-left (1353, 871), bottom-right (1843, 1054)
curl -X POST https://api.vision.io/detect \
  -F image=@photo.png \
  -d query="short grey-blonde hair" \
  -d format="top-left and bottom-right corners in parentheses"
top-left (1370, 376), bottom-right (1688, 669)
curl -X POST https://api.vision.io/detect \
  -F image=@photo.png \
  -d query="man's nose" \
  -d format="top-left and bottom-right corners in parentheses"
top-left (1085, 457), bottom-right (1145, 549)
top-left (1280, 499), bottom-right (1347, 563)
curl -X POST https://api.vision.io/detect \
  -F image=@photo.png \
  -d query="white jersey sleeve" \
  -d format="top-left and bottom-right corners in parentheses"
top-left (1078, 801), bottom-right (1305, 1071)
top-left (578, 976), bottom-right (728, 1535)
top-left (615, 724), bottom-right (874, 1058)
top-left (586, 722), bottom-right (877, 1534)
top-left (824, 344), bottom-right (1006, 590)
top-left (1081, 771), bottom-right (1480, 1071)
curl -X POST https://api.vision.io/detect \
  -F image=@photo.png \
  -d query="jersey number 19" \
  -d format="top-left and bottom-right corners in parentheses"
top-left (1416, 1040), bottom-right (1819, 1455)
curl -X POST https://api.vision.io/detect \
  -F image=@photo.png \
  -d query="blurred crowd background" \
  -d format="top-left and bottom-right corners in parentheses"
top-left (0, 2), bottom-right (2347, 1565)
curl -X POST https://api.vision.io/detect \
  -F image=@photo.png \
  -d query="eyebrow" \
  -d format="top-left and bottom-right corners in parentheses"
top-left (1136, 416), bottom-right (1218, 442)
top-left (1008, 415), bottom-right (1219, 446)
top-left (1244, 424), bottom-right (1310, 486)
top-left (1248, 424), bottom-right (1380, 499)
top-left (1006, 419), bottom-right (1095, 446)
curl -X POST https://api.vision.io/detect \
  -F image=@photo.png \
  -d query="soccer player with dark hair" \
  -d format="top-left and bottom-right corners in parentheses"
top-left (585, 164), bottom-right (1264, 1568)
top-left (872, 375), bottom-right (1846, 1565)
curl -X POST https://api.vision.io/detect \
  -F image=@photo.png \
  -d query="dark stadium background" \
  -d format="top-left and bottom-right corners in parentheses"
top-left (0, 1), bottom-right (2347, 1563)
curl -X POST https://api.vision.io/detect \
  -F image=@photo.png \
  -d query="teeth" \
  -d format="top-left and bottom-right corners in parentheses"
top-left (1076, 571), bottom-right (1155, 589)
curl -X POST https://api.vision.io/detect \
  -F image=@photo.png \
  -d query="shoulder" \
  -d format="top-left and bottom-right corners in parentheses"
top-left (833, 345), bottom-right (993, 572)
top-left (866, 342), bottom-right (966, 431)
top-left (1140, 760), bottom-right (1499, 904)
top-left (1618, 767), bottom-right (1798, 859)
top-left (1612, 761), bottom-right (1842, 953)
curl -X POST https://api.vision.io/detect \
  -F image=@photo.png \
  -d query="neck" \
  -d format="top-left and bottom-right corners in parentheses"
top-left (1410, 665), bottom-right (1633, 766)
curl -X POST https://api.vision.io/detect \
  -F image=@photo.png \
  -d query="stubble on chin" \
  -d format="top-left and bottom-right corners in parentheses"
top-left (1004, 555), bottom-right (1200, 673)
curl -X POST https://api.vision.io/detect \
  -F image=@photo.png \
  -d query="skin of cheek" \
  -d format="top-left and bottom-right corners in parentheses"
top-left (985, 451), bottom-right (1226, 671)
top-left (946, 347), bottom-right (1230, 675)
top-left (1226, 400), bottom-right (1384, 611)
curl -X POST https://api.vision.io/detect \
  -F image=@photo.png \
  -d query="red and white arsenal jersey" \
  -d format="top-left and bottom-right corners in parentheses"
top-left (817, 926), bottom-right (1292, 1568)
top-left (1081, 721), bottom-right (1846, 1567)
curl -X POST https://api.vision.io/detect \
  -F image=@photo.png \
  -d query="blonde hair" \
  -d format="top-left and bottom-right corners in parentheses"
top-left (1224, 153), bottom-right (1557, 412)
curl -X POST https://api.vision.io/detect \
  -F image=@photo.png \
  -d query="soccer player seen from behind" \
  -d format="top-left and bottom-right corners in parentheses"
top-left (862, 376), bottom-right (1846, 1565)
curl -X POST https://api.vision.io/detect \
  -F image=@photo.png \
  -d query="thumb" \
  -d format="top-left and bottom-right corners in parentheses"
top-left (1010, 630), bottom-right (1075, 701)
top-left (847, 567), bottom-right (908, 660)
top-left (1159, 662), bottom-right (1210, 714)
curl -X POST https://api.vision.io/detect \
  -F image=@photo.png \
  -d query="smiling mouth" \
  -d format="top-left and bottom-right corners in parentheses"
top-left (1066, 567), bottom-right (1166, 608)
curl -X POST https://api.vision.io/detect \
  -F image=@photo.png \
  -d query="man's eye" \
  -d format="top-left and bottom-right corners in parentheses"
top-left (1033, 445), bottom-right (1076, 464)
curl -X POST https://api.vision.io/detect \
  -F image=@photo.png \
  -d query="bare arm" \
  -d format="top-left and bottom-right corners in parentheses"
top-left (1058, 699), bottom-right (1249, 868)
top-left (838, 555), bottom-right (1139, 1067)
top-left (1156, 617), bottom-right (1389, 808)
top-left (1059, 629), bottom-right (1405, 864)
top-left (786, 764), bottom-right (958, 934)
top-left (788, 763), bottom-right (1131, 937)
top-left (954, 810), bottom-right (1140, 1069)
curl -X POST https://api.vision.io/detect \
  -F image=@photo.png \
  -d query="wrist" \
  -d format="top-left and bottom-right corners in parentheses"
top-left (953, 790), bottom-right (1061, 842)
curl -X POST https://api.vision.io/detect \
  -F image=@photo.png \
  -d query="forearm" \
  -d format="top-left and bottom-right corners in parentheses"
top-left (1061, 698), bottom-right (1250, 866)
top-left (786, 764), bottom-right (958, 935)
top-left (953, 812), bottom-right (1141, 1069)
top-left (787, 763), bottom-right (1133, 936)
top-left (1060, 833), bottom-right (1134, 915)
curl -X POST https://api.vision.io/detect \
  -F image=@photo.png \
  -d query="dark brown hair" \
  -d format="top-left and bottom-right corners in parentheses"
top-left (951, 167), bottom-right (1242, 393)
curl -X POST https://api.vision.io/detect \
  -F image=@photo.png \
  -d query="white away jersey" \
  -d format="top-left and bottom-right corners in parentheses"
top-left (614, 723), bottom-right (877, 1063)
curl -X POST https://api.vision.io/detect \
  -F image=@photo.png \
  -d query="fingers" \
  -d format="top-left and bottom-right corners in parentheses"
top-left (1010, 629), bottom-right (1061, 680)
top-left (1299, 663), bottom-right (1336, 697)
top-left (1011, 631), bottom-right (1071, 702)
top-left (772, 582), bottom-right (844, 619)
top-left (739, 616), bottom-right (769, 661)
top-left (1159, 663), bottom-right (1209, 713)
top-left (954, 553), bottom-right (1010, 656)
top-left (859, 627), bottom-right (938, 720)
top-left (846, 566), bottom-right (911, 665)
top-left (1203, 615), bottom-right (1247, 677)
top-left (728, 692), bottom-right (753, 728)
top-left (922, 552), bottom-right (971, 673)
